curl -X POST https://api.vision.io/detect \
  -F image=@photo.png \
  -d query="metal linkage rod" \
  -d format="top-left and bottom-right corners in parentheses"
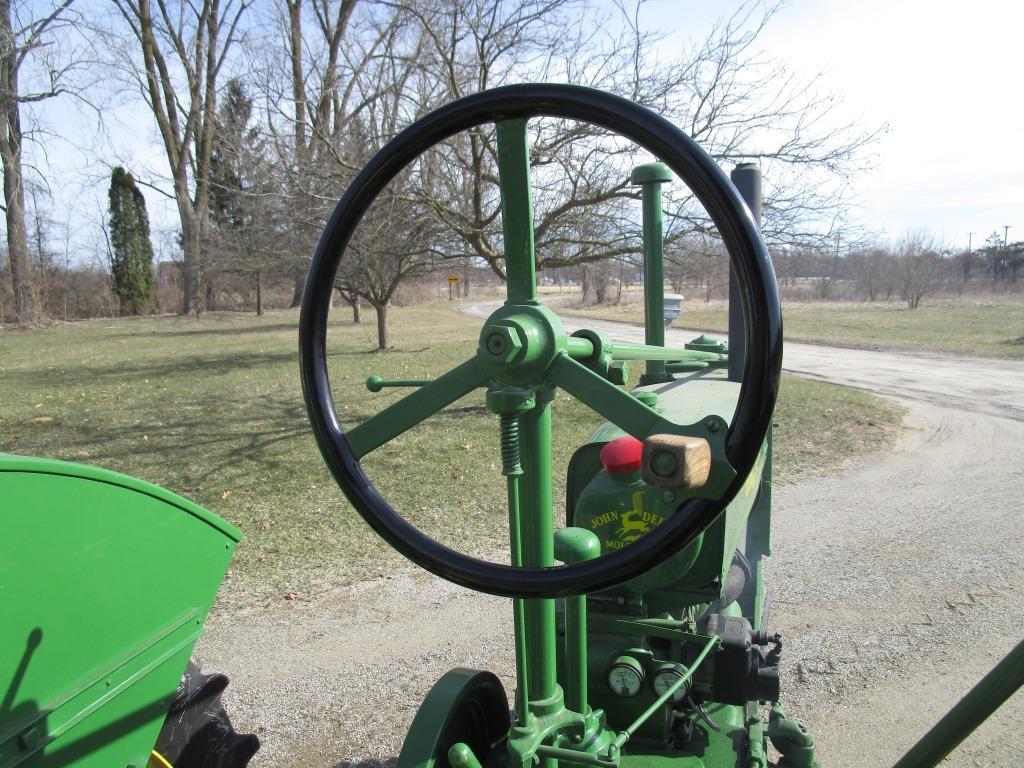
top-left (607, 344), bottom-right (727, 364)
top-left (564, 337), bottom-right (727, 364)
top-left (892, 637), bottom-right (1024, 768)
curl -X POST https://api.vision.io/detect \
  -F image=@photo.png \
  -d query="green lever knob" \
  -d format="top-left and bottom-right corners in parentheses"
top-left (365, 376), bottom-right (431, 392)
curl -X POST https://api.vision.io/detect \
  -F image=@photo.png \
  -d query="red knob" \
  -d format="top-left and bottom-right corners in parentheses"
top-left (599, 435), bottom-right (644, 476)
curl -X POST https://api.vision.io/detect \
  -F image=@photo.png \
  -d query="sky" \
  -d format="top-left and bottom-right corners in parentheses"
top-left (19, 0), bottom-right (1024, 261)
top-left (649, 0), bottom-right (1023, 250)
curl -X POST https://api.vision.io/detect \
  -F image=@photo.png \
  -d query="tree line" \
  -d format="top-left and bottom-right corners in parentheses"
top-left (3, 0), bottom-right (905, 347)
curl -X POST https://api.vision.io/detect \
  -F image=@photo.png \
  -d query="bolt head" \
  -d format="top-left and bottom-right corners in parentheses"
top-left (481, 324), bottom-right (524, 363)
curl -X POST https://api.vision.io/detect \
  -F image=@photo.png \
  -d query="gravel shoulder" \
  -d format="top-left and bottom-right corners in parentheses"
top-left (198, 305), bottom-right (1024, 767)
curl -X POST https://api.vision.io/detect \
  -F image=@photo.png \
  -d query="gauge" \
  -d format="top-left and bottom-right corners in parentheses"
top-left (607, 655), bottom-right (644, 697)
top-left (651, 664), bottom-right (687, 703)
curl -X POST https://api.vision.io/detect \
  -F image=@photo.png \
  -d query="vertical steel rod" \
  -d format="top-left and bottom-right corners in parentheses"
top-left (518, 386), bottom-right (557, 703)
top-left (496, 119), bottom-right (538, 306)
top-left (506, 472), bottom-right (530, 724)
top-left (633, 163), bottom-right (673, 385)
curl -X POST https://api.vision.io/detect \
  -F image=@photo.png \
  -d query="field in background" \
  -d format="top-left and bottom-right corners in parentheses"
top-left (0, 304), bottom-right (901, 604)
top-left (560, 292), bottom-right (1024, 360)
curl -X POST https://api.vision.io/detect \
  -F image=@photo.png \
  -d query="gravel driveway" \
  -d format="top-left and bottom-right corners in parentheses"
top-left (199, 303), bottom-right (1024, 767)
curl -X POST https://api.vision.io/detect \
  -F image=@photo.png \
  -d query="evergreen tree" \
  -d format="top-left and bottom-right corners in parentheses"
top-left (208, 78), bottom-right (278, 314)
top-left (108, 167), bottom-right (155, 315)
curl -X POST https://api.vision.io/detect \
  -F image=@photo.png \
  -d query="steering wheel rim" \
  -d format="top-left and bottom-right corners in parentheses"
top-left (299, 83), bottom-right (782, 599)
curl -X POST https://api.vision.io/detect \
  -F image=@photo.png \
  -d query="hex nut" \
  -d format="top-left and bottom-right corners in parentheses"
top-left (481, 325), bottom-right (524, 363)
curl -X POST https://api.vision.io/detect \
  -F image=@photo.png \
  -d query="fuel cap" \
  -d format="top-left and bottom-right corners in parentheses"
top-left (600, 436), bottom-right (644, 476)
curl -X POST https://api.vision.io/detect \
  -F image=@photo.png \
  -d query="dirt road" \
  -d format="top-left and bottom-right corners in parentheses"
top-left (200, 303), bottom-right (1024, 767)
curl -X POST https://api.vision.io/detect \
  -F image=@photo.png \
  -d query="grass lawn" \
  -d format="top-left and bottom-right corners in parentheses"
top-left (0, 303), bottom-right (901, 604)
top-left (563, 294), bottom-right (1024, 360)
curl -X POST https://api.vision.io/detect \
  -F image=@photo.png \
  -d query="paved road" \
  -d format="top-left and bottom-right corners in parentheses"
top-left (203, 301), bottom-right (1024, 768)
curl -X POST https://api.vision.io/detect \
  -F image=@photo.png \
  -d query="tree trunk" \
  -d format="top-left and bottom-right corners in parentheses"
top-left (580, 265), bottom-right (593, 304)
top-left (0, 5), bottom-right (35, 324)
top-left (291, 273), bottom-right (304, 307)
top-left (177, 198), bottom-right (202, 314)
top-left (2, 159), bottom-right (35, 322)
top-left (351, 298), bottom-right (360, 323)
top-left (462, 255), bottom-right (471, 298)
top-left (255, 269), bottom-right (263, 315)
top-left (374, 301), bottom-right (388, 350)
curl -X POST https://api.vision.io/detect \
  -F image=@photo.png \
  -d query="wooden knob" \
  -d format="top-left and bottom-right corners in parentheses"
top-left (641, 434), bottom-right (712, 489)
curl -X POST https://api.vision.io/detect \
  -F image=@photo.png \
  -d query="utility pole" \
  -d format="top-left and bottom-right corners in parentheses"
top-left (1003, 226), bottom-right (1011, 247)
top-left (967, 232), bottom-right (974, 252)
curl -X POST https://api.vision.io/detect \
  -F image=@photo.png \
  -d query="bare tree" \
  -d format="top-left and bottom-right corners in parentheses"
top-left (0, 0), bottom-right (79, 323)
top-left (259, 0), bottom-right (400, 305)
top-left (111, 0), bottom-right (248, 315)
top-left (393, 0), bottom-right (882, 297)
top-left (894, 231), bottom-right (949, 309)
top-left (398, 0), bottom-right (648, 286)
top-left (847, 247), bottom-right (895, 302)
top-left (332, 60), bottom-right (442, 349)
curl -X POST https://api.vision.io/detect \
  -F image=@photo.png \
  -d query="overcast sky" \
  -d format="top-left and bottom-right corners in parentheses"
top-left (648, 0), bottom-right (1022, 249)
top-left (22, 0), bottom-right (1024, 260)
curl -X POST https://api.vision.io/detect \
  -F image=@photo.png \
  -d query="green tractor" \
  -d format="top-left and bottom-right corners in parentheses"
top-left (3, 84), bottom-right (1022, 768)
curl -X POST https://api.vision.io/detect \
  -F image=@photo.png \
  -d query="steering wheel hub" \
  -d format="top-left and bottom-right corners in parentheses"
top-left (478, 303), bottom-right (568, 386)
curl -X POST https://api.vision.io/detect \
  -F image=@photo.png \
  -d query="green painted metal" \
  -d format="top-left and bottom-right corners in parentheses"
top-left (395, 668), bottom-right (510, 768)
top-left (519, 386), bottom-right (558, 707)
top-left (486, 387), bottom-right (536, 723)
top-left (447, 742), bottom-right (484, 768)
top-left (570, 459), bottom-right (703, 592)
top-left (479, 303), bottom-right (568, 388)
top-left (347, 357), bottom-right (488, 457)
top-left (765, 705), bottom-right (816, 768)
top-left (534, 743), bottom-right (616, 768)
top-left (496, 119), bottom-right (538, 306)
top-left (549, 356), bottom-right (734, 499)
top-left (892, 636), bottom-right (1024, 768)
top-left (0, 455), bottom-right (239, 768)
top-left (553, 528), bottom-right (601, 714)
top-left (606, 343), bottom-right (721, 363)
top-left (338, 99), bottom-right (1024, 768)
top-left (366, 375), bottom-right (431, 391)
top-left (685, 334), bottom-right (728, 354)
top-left (632, 162), bottom-right (673, 386)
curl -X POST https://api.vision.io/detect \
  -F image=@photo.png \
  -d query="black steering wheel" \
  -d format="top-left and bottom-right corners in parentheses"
top-left (299, 83), bottom-right (782, 599)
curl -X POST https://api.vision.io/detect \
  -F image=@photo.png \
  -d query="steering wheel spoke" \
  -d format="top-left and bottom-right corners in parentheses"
top-left (548, 354), bottom-right (660, 439)
top-left (547, 354), bottom-right (735, 496)
top-left (346, 357), bottom-right (490, 459)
